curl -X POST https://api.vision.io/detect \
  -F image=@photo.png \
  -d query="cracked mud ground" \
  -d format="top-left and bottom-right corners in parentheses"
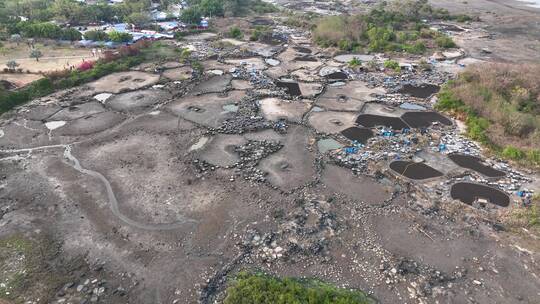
top-left (1, 2), bottom-right (540, 304)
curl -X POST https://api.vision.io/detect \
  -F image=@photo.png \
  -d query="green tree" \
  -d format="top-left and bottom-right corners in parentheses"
top-left (52, 0), bottom-right (84, 24)
top-left (30, 49), bottom-right (43, 62)
top-left (199, 0), bottom-right (224, 17)
top-left (84, 30), bottom-right (109, 41)
top-left (109, 31), bottom-right (133, 43)
top-left (125, 12), bottom-right (150, 27)
top-left (180, 7), bottom-right (202, 24)
top-left (228, 26), bottom-right (243, 39)
top-left (81, 3), bottom-right (118, 24)
top-left (6, 60), bottom-right (19, 71)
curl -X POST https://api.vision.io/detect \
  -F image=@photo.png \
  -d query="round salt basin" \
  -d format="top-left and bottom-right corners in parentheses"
top-left (45, 121), bottom-right (67, 130)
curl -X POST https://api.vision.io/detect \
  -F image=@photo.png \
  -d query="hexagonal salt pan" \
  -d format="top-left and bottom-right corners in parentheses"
top-left (199, 134), bottom-right (246, 167)
top-left (258, 125), bottom-right (316, 192)
top-left (162, 61), bottom-right (184, 69)
top-left (202, 60), bottom-right (236, 72)
top-left (88, 71), bottom-right (160, 94)
top-left (277, 48), bottom-right (323, 71)
top-left (299, 82), bottom-right (324, 98)
top-left (321, 164), bottom-right (391, 205)
top-left (231, 80), bottom-right (253, 90)
top-left (246, 42), bottom-right (281, 57)
top-left (220, 38), bottom-right (246, 46)
top-left (106, 89), bottom-right (172, 113)
top-left (362, 103), bottom-right (406, 117)
top-left (258, 98), bottom-right (312, 123)
top-left (317, 81), bottom-right (384, 112)
top-left (56, 111), bottom-right (125, 136)
top-left (307, 111), bottom-right (356, 134)
top-left (48, 102), bottom-right (106, 121)
top-left (166, 91), bottom-right (246, 128)
top-left (225, 58), bottom-right (267, 70)
top-left (162, 66), bottom-right (193, 81)
top-left (189, 75), bottom-right (233, 95)
top-left (21, 104), bottom-right (62, 121)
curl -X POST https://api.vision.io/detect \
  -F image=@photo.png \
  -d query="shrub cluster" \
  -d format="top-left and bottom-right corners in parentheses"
top-left (436, 69), bottom-right (540, 166)
top-left (313, 0), bottom-right (460, 54)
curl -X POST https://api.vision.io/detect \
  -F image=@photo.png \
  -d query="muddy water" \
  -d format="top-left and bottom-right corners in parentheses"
top-left (341, 127), bottom-right (373, 144)
top-left (294, 55), bottom-right (318, 62)
top-left (325, 71), bottom-right (348, 80)
top-left (449, 154), bottom-right (506, 178)
top-left (390, 161), bottom-right (444, 180)
top-left (401, 111), bottom-right (452, 128)
top-left (276, 81), bottom-right (302, 96)
top-left (398, 84), bottom-right (440, 98)
top-left (356, 114), bottom-right (409, 130)
top-left (451, 182), bottom-right (510, 207)
top-left (63, 145), bottom-right (196, 230)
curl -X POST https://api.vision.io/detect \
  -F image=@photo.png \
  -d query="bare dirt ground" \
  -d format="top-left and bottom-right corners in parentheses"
top-left (0, 1), bottom-right (539, 304)
top-left (431, 0), bottom-right (540, 62)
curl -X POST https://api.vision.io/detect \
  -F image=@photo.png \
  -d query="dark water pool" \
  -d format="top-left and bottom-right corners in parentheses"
top-left (451, 182), bottom-right (510, 207)
top-left (398, 84), bottom-right (440, 99)
top-left (276, 81), bottom-right (302, 96)
top-left (390, 161), bottom-right (444, 180)
top-left (356, 114), bottom-right (409, 130)
top-left (325, 71), bottom-right (348, 80)
top-left (401, 111), bottom-right (452, 128)
top-left (341, 127), bottom-right (374, 144)
top-left (449, 154), bottom-right (506, 178)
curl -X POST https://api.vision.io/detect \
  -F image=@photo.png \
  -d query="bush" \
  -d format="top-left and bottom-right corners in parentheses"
top-left (348, 57), bottom-right (362, 68)
top-left (435, 36), bottom-right (456, 48)
top-left (224, 272), bottom-right (375, 304)
top-left (250, 25), bottom-right (272, 42)
top-left (78, 61), bottom-right (95, 71)
top-left (312, 1), bottom-right (464, 54)
top-left (383, 59), bottom-right (400, 72)
top-left (502, 146), bottom-right (525, 160)
top-left (109, 31), bottom-right (132, 43)
top-left (436, 69), bottom-right (540, 166)
top-left (228, 26), bottom-right (243, 39)
top-left (191, 61), bottom-right (204, 73)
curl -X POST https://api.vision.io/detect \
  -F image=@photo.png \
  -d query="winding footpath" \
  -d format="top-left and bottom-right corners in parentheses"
top-left (1, 144), bottom-right (196, 231)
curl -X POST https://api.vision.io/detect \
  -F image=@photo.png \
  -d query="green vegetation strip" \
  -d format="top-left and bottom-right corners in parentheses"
top-left (223, 271), bottom-right (375, 304)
